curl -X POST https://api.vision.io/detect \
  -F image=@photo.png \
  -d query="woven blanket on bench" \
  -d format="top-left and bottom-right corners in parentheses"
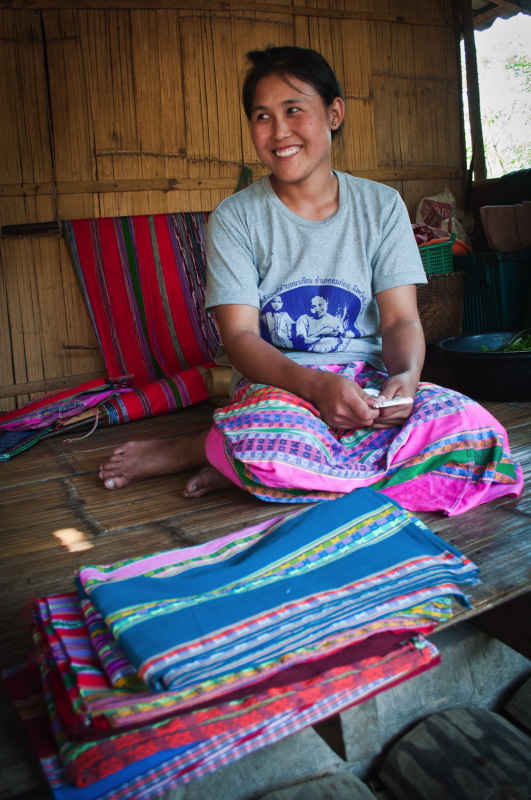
top-left (0, 214), bottom-right (220, 458)
top-left (63, 213), bottom-right (220, 424)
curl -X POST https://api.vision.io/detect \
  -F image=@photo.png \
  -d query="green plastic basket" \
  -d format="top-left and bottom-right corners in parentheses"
top-left (418, 233), bottom-right (456, 275)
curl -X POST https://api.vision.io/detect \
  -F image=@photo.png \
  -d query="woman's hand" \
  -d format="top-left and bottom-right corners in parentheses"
top-left (371, 371), bottom-right (418, 429)
top-left (215, 305), bottom-right (380, 430)
top-left (306, 370), bottom-right (380, 429)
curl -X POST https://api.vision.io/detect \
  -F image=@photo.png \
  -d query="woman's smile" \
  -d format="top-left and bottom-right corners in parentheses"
top-left (273, 145), bottom-right (303, 158)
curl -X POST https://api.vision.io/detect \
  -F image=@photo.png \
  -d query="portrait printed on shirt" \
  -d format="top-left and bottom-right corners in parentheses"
top-left (260, 282), bottom-right (364, 353)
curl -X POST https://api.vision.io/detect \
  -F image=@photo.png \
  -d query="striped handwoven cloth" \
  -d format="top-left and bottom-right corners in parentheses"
top-left (5, 490), bottom-right (480, 797)
top-left (5, 631), bottom-right (439, 797)
top-left (0, 377), bottom-right (131, 459)
top-left (63, 213), bottom-right (220, 424)
top-left (77, 489), bottom-right (479, 696)
top-left (34, 590), bottom-right (450, 730)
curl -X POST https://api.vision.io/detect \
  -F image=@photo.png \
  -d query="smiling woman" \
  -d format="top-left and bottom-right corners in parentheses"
top-left (98, 45), bottom-right (523, 517)
top-left (245, 47), bottom-right (345, 219)
top-left (242, 46), bottom-right (345, 138)
top-left (248, 72), bottom-right (344, 218)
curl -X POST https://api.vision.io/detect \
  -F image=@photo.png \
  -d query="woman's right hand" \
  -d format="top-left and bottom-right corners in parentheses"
top-left (306, 370), bottom-right (380, 429)
top-left (215, 305), bottom-right (380, 430)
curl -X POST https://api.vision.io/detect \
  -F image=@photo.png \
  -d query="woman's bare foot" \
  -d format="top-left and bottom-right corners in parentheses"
top-left (99, 433), bottom-right (209, 490)
top-left (183, 467), bottom-right (233, 498)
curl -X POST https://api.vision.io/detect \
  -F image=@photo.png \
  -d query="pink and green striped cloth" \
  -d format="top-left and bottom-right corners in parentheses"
top-left (3, 488), bottom-right (480, 798)
top-left (206, 362), bottom-right (524, 515)
top-left (74, 489), bottom-right (479, 700)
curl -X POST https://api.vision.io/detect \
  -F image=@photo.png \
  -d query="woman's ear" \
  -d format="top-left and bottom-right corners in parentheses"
top-left (329, 96), bottom-right (345, 129)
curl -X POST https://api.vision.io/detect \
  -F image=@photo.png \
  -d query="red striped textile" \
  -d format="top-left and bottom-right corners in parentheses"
top-left (63, 213), bottom-right (220, 424)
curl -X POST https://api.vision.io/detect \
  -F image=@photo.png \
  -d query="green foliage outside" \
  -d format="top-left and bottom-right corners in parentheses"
top-left (462, 15), bottom-right (531, 178)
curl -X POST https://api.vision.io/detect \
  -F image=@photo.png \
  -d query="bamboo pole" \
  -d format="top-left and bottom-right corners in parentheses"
top-left (0, 372), bottom-right (104, 400)
top-left (0, 2), bottom-right (453, 28)
top-left (0, 168), bottom-right (464, 198)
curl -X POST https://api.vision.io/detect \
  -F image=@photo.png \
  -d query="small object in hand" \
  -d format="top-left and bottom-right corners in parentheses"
top-left (364, 387), bottom-right (413, 407)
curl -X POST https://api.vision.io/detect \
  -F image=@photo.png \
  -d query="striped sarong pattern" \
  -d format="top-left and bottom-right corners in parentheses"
top-left (210, 362), bottom-right (523, 515)
top-left (77, 489), bottom-right (479, 696)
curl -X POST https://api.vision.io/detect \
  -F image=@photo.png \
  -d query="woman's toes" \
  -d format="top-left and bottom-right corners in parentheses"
top-left (183, 467), bottom-right (232, 498)
top-left (103, 474), bottom-right (131, 490)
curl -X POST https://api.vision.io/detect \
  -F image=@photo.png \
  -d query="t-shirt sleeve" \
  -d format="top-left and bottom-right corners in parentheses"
top-left (371, 192), bottom-right (427, 295)
top-left (205, 206), bottom-right (261, 312)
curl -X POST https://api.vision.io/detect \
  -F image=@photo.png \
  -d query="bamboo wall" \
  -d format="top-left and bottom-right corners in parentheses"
top-left (0, 0), bottom-right (466, 411)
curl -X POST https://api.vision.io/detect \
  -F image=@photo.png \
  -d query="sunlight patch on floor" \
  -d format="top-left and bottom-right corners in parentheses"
top-left (53, 527), bottom-right (93, 552)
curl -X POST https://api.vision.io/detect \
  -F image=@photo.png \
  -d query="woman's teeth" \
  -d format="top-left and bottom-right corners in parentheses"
top-left (275, 146), bottom-right (301, 158)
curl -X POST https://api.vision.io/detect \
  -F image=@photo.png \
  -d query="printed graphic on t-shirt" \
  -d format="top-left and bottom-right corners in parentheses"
top-left (260, 283), bottom-right (363, 353)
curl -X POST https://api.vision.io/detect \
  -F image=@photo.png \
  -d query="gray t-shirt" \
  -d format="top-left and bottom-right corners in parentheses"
top-left (205, 171), bottom-right (426, 374)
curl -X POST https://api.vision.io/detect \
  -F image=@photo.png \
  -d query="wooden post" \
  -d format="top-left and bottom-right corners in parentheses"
top-left (460, 0), bottom-right (487, 181)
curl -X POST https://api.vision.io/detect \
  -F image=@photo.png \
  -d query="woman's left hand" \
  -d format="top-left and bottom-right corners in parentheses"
top-left (371, 372), bottom-right (418, 429)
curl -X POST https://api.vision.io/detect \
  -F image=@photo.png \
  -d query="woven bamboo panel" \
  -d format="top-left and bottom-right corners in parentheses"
top-left (0, 195), bottom-right (104, 412)
top-left (417, 271), bottom-right (465, 345)
top-left (0, 11), bottom-right (51, 185)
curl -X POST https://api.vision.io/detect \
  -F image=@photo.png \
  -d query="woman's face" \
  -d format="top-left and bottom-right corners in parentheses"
top-left (249, 73), bottom-right (344, 189)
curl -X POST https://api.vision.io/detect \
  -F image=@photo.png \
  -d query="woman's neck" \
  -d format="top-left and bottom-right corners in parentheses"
top-left (270, 170), bottom-right (339, 221)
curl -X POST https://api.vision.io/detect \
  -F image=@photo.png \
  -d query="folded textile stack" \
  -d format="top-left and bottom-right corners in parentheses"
top-left (0, 377), bottom-right (132, 461)
top-left (3, 490), bottom-right (479, 800)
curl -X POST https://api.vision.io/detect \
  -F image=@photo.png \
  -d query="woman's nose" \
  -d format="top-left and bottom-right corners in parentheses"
top-left (272, 115), bottom-right (290, 139)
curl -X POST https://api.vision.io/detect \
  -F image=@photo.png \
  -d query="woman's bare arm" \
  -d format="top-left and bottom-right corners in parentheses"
top-left (372, 284), bottom-right (425, 427)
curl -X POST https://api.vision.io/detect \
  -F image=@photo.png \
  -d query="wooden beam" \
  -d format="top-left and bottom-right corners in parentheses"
top-left (0, 177), bottom-right (241, 197)
top-left (460, 0), bottom-right (487, 180)
top-left (0, 372), bottom-right (104, 400)
top-left (0, 169), bottom-right (464, 198)
top-left (0, 1), bottom-right (452, 26)
top-left (484, 0), bottom-right (527, 13)
top-left (345, 169), bottom-right (464, 182)
top-left (473, 6), bottom-right (507, 26)
top-left (474, 2), bottom-right (531, 27)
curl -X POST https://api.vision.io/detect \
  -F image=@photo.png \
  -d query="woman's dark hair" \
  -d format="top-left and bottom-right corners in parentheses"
top-left (242, 46), bottom-right (344, 139)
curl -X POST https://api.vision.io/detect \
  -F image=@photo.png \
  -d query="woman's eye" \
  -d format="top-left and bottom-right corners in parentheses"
top-left (287, 106), bottom-right (301, 115)
top-left (254, 112), bottom-right (270, 122)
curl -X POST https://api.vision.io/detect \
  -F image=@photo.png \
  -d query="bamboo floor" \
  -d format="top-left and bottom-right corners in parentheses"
top-left (0, 362), bottom-right (530, 798)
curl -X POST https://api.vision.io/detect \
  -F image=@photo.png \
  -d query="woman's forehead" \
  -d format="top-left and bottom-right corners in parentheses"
top-left (252, 73), bottom-right (317, 107)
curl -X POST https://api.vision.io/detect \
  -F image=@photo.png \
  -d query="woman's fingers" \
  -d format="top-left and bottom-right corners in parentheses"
top-left (321, 392), bottom-right (379, 429)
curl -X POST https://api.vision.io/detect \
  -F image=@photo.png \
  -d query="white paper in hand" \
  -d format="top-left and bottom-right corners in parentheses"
top-left (364, 387), bottom-right (413, 407)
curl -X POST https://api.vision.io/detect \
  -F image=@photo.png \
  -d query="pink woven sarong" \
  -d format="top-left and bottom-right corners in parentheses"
top-left (205, 362), bottom-right (523, 515)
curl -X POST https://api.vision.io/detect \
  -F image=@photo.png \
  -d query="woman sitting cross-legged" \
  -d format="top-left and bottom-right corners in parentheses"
top-left (99, 45), bottom-right (523, 516)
